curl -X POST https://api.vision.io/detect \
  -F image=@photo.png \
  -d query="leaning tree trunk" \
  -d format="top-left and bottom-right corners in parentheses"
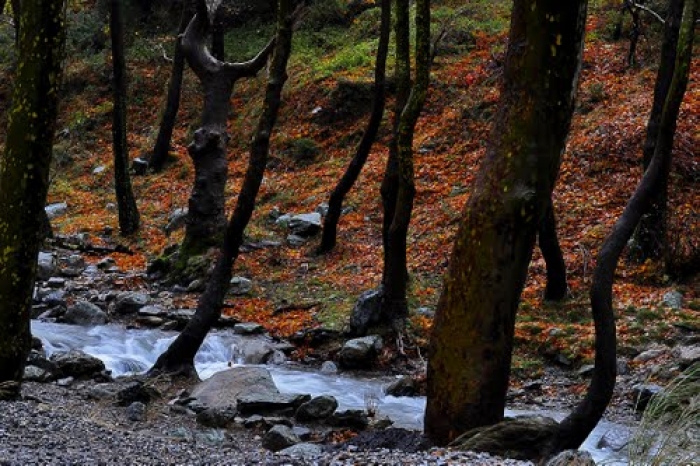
top-left (149, 0), bottom-right (293, 376)
top-left (211, 5), bottom-right (225, 61)
top-left (382, 0), bottom-right (431, 330)
top-left (110, 0), bottom-right (140, 235)
top-left (631, 0), bottom-right (685, 262)
top-left (0, 0), bottom-right (66, 398)
top-left (539, 197), bottom-right (568, 301)
top-left (317, 0), bottom-right (391, 255)
top-left (176, 0), bottom-right (274, 265)
top-left (149, 5), bottom-right (193, 173)
top-left (552, 0), bottom-right (696, 453)
top-left (425, 0), bottom-right (588, 445)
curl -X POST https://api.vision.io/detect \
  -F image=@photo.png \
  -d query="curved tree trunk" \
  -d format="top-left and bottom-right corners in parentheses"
top-left (425, 0), bottom-right (588, 445)
top-left (149, 0), bottom-right (293, 376)
top-left (110, 0), bottom-right (140, 236)
top-left (176, 1), bottom-right (274, 264)
top-left (317, 0), bottom-right (391, 255)
top-left (539, 197), bottom-right (568, 301)
top-left (149, 6), bottom-right (193, 173)
top-left (211, 6), bottom-right (225, 61)
top-left (631, 0), bottom-right (685, 262)
top-left (0, 0), bottom-right (66, 398)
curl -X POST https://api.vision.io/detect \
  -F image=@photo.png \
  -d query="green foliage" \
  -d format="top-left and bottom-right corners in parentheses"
top-left (628, 363), bottom-right (700, 466)
top-left (283, 137), bottom-right (321, 165)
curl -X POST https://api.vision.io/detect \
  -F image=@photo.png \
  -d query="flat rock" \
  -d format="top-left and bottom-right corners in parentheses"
top-left (278, 442), bottom-right (323, 459)
top-left (50, 350), bottom-right (105, 379)
top-left (237, 392), bottom-right (311, 416)
top-left (191, 367), bottom-right (279, 410)
top-left (295, 395), bottom-right (338, 422)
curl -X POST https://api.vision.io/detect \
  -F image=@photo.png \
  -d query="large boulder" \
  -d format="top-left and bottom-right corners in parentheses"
top-left (114, 292), bottom-right (149, 315)
top-left (63, 301), bottom-right (108, 326)
top-left (338, 335), bottom-right (383, 369)
top-left (262, 424), bottom-right (301, 452)
top-left (191, 367), bottom-right (278, 410)
top-left (50, 350), bottom-right (106, 379)
top-left (348, 287), bottom-right (383, 336)
top-left (295, 395), bottom-right (338, 422)
top-left (287, 213), bottom-right (322, 237)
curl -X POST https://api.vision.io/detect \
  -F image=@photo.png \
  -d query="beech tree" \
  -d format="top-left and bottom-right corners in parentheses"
top-left (0, 0), bottom-right (66, 399)
top-left (425, 0), bottom-right (588, 445)
top-left (150, 0), bottom-right (294, 376)
top-left (110, 0), bottom-right (140, 235)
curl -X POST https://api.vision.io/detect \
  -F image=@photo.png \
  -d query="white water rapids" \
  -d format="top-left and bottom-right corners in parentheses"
top-left (31, 320), bottom-right (630, 464)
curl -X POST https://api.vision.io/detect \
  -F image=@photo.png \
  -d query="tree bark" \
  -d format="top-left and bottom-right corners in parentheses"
top-left (176, 0), bottom-right (274, 263)
top-left (317, 0), bottom-right (391, 255)
top-left (552, 0), bottom-right (696, 452)
top-left (110, 0), bottom-right (140, 236)
top-left (211, 5), bottom-right (225, 61)
top-left (631, 0), bottom-right (685, 261)
top-left (539, 198), bottom-right (568, 301)
top-left (149, 6), bottom-right (193, 173)
top-left (10, 0), bottom-right (19, 45)
top-left (0, 0), bottom-right (66, 397)
top-left (425, 0), bottom-right (588, 445)
top-left (149, 0), bottom-right (292, 376)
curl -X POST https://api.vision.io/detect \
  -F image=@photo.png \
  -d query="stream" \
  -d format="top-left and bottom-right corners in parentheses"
top-left (31, 320), bottom-right (630, 464)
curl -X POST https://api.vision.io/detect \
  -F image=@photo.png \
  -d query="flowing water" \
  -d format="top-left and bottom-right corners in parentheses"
top-left (31, 320), bottom-right (630, 464)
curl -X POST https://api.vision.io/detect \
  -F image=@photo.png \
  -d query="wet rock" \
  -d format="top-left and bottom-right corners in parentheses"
top-left (45, 202), bottom-right (68, 219)
top-left (191, 367), bottom-right (279, 410)
top-left (662, 290), bottom-right (683, 310)
top-left (136, 316), bottom-right (165, 327)
top-left (236, 393), bottom-right (310, 416)
top-left (23, 365), bottom-right (50, 382)
top-left (292, 426), bottom-right (313, 441)
top-left (545, 450), bottom-right (595, 466)
top-left (196, 406), bottom-right (238, 428)
top-left (239, 339), bottom-right (275, 364)
top-left (63, 301), bottom-right (108, 326)
top-left (46, 277), bottom-right (66, 288)
top-left (229, 277), bottom-right (253, 296)
top-left (50, 350), bottom-right (105, 379)
top-left (37, 252), bottom-right (57, 280)
top-left (596, 428), bottom-right (630, 452)
top-left (320, 361), bottom-right (338, 374)
top-left (114, 292), bottom-right (149, 315)
top-left (295, 395), bottom-right (338, 422)
top-left (288, 213), bottom-right (322, 237)
top-left (278, 442), bottom-right (323, 459)
top-left (348, 287), bottom-right (383, 336)
top-left (39, 290), bottom-right (67, 308)
top-left (632, 383), bottom-right (663, 412)
top-left (385, 376), bottom-right (419, 397)
top-left (138, 305), bottom-right (166, 317)
top-left (126, 402), bottom-right (146, 422)
top-left (57, 377), bottom-right (74, 387)
top-left (338, 335), bottom-right (383, 369)
top-left (262, 424), bottom-right (300, 452)
top-left (326, 409), bottom-right (369, 430)
top-left (59, 254), bottom-right (85, 277)
top-left (233, 322), bottom-right (265, 335)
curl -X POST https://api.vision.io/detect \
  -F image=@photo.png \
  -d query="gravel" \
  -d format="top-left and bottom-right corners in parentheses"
top-left (0, 382), bottom-right (532, 465)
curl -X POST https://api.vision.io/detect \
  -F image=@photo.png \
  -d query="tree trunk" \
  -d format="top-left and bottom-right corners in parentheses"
top-left (631, 0), bottom-right (685, 261)
top-left (317, 0), bottom-right (391, 255)
top-left (425, 0), bottom-right (588, 445)
top-left (110, 0), bottom-right (140, 235)
top-left (10, 0), bottom-right (19, 45)
top-left (552, 0), bottom-right (696, 452)
top-left (539, 198), bottom-right (568, 301)
top-left (149, 6), bottom-right (193, 173)
top-left (382, 0), bottom-right (431, 329)
top-left (149, 0), bottom-right (292, 376)
top-left (176, 1), bottom-right (274, 264)
top-left (211, 6), bottom-right (225, 61)
top-left (0, 0), bottom-right (66, 397)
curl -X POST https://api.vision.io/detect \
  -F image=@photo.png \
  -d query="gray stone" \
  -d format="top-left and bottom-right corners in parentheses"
top-left (229, 277), bottom-right (253, 296)
top-left (165, 208), bottom-right (188, 236)
top-left (138, 305), bottom-right (166, 317)
top-left (320, 361), bottom-right (338, 374)
top-left (236, 392), bottom-right (311, 416)
top-left (545, 450), bottom-right (595, 466)
top-left (56, 377), bottom-right (74, 387)
top-left (59, 254), bottom-right (86, 277)
top-left (114, 292), bottom-right (149, 315)
top-left (292, 426), bottom-right (313, 441)
top-left (275, 213), bottom-right (293, 228)
top-left (326, 409), bottom-right (369, 429)
top-left (262, 425), bottom-right (301, 452)
top-left (116, 381), bottom-right (160, 406)
top-left (662, 290), bottom-right (683, 310)
top-left (349, 287), bottom-right (385, 336)
top-left (577, 364), bottom-right (595, 377)
top-left (617, 358), bottom-right (630, 376)
top-left (288, 213), bottom-right (322, 237)
top-left (385, 376), bottom-right (419, 397)
top-left (278, 442), bottom-right (323, 459)
top-left (93, 165), bottom-right (106, 174)
top-left (675, 345), bottom-right (700, 369)
top-left (295, 395), bottom-right (338, 422)
top-left (136, 316), bottom-right (165, 327)
top-left (45, 202), bottom-right (68, 219)
top-left (634, 346), bottom-right (669, 362)
top-left (596, 428), bottom-right (630, 452)
top-left (315, 203), bottom-right (329, 217)
top-left (46, 277), bottom-right (66, 288)
top-left (191, 367), bottom-right (279, 410)
top-left (632, 383), bottom-right (663, 412)
top-left (97, 257), bottom-right (116, 270)
top-left (233, 322), bottom-right (265, 335)
top-left (287, 234), bottom-right (307, 247)
top-left (239, 339), bottom-right (274, 364)
top-left (37, 252), bottom-right (56, 280)
top-left (196, 406), bottom-right (238, 428)
top-left (126, 402), bottom-right (146, 422)
top-left (338, 335), bottom-right (383, 369)
top-left (23, 365), bottom-right (49, 382)
top-left (64, 301), bottom-right (108, 326)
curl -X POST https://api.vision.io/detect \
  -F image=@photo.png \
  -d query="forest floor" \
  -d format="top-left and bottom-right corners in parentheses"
top-left (0, 0), bottom-right (698, 405)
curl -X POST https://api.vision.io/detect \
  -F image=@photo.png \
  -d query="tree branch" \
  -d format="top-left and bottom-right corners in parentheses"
top-left (628, 0), bottom-right (666, 24)
top-left (223, 37), bottom-right (276, 78)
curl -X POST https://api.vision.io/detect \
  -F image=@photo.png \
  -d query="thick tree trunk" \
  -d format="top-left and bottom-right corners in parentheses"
top-left (382, 0), bottom-right (431, 329)
top-left (631, 0), bottom-right (685, 261)
top-left (211, 6), bottom-right (225, 61)
top-left (110, 0), bottom-right (140, 235)
top-left (317, 0), bottom-right (391, 255)
top-left (149, 6), bottom-right (193, 173)
top-left (177, 1), bottom-right (274, 263)
top-left (539, 198), bottom-right (568, 301)
top-left (553, 0), bottom-right (696, 452)
top-left (0, 0), bottom-right (66, 397)
top-left (149, 0), bottom-right (292, 376)
top-left (425, 0), bottom-right (588, 445)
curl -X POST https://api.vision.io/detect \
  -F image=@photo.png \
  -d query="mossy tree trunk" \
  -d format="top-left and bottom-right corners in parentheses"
top-left (149, 5), bottom-right (193, 173)
top-left (317, 0), bottom-right (391, 255)
top-left (0, 0), bottom-right (66, 398)
top-left (631, 0), bottom-right (685, 263)
top-left (425, 0), bottom-right (588, 445)
top-left (177, 0), bottom-right (274, 264)
top-left (382, 0), bottom-right (431, 329)
top-left (110, 0), bottom-right (140, 236)
top-left (149, 0), bottom-right (293, 376)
